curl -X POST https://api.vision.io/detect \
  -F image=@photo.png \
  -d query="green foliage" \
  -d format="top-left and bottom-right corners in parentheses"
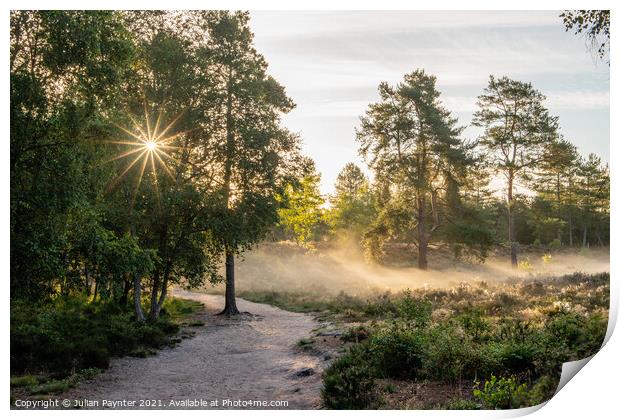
top-left (445, 398), bottom-right (480, 410)
top-left (10, 11), bottom-right (139, 300)
top-left (342, 325), bottom-right (371, 343)
top-left (422, 322), bottom-right (488, 382)
top-left (297, 338), bottom-right (316, 350)
top-left (321, 346), bottom-right (377, 409)
top-left (11, 10), bottom-right (307, 321)
top-left (317, 272), bottom-right (608, 409)
top-left (10, 296), bottom-right (200, 377)
top-left (444, 219), bottom-right (496, 262)
top-left (357, 69), bottom-right (474, 269)
top-left (383, 383), bottom-right (396, 394)
top-left (395, 291), bottom-right (432, 328)
top-left (518, 259), bottom-right (534, 271)
top-left (369, 325), bottom-right (424, 379)
top-left (328, 163), bottom-right (377, 238)
top-left (10, 375), bottom-right (39, 388)
top-left (473, 375), bottom-right (529, 409)
top-left (457, 308), bottom-right (490, 341)
top-left (29, 379), bottom-right (72, 395)
top-left (10, 368), bottom-right (103, 397)
top-left (525, 375), bottom-right (558, 406)
top-left (162, 298), bottom-right (205, 320)
top-left (474, 75), bottom-right (558, 266)
top-left (560, 10), bottom-right (609, 62)
top-left (277, 173), bottom-right (327, 245)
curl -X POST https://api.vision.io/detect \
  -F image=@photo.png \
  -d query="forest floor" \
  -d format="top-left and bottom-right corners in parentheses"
top-left (60, 291), bottom-right (328, 409)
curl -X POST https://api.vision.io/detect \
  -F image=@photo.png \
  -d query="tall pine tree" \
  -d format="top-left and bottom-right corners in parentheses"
top-left (473, 76), bottom-right (558, 267)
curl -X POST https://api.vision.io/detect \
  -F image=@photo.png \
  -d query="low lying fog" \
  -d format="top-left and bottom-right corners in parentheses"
top-left (204, 241), bottom-right (609, 296)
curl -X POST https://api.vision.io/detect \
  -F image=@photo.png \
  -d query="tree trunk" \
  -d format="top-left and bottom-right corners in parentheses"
top-left (417, 195), bottom-right (428, 270)
top-left (582, 225), bottom-right (588, 248)
top-left (157, 277), bottom-right (168, 314)
top-left (568, 178), bottom-right (574, 247)
top-left (556, 173), bottom-right (562, 244)
top-left (84, 263), bottom-right (90, 296)
top-left (220, 252), bottom-right (239, 315)
top-left (507, 173), bottom-right (518, 268)
top-left (133, 273), bottom-right (145, 323)
top-left (150, 271), bottom-right (161, 320)
top-left (568, 213), bottom-right (573, 247)
top-left (596, 231), bottom-right (604, 247)
top-left (91, 278), bottom-right (99, 303)
top-left (219, 73), bottom-right (240, 316)
top-left (151, 268), bottom-right (170, 320)
top-left (119, 276), bottom-right (131, 307)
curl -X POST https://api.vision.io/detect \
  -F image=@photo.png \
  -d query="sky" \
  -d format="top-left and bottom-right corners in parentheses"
top-left (249, 11), bottom-right (610, 195)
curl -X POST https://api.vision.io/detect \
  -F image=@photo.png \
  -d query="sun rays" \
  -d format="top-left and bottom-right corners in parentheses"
top-left (104, 102), bottom-right (186, 209)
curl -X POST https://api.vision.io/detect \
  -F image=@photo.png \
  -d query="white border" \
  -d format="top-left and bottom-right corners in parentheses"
top-left (3, 2), bottom-right (616, 419)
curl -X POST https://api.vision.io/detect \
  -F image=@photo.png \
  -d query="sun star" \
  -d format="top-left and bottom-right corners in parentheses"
top-left (104, 101), bottom-right (187, 208)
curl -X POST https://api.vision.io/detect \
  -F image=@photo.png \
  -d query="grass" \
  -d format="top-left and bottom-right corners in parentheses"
top-left (10, 295), bottom-right (204, 397)
top-left (297, 337), bottom-right (316, 350)
top-left (237, 290), bottom-right (342, 313)
top-left (11, 368), bottom-right (103, 398)
top-left (240, 272), bottom-right (610, 323)
top-left (128, 347), bottom-right (158, 358)
top-left (10, 375), bottom-right (39, 388)
top-left (29, 379), bottom-right (71, 395)
top-left (162, 298), bottom-right (205, 320)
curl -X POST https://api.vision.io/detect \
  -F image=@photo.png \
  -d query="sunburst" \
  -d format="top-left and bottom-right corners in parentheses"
top-left (105, 101), bottom-right (186, 209)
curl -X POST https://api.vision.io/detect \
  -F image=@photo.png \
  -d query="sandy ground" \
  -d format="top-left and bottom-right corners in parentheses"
top-left (62, 291), bottom-right (324, 409)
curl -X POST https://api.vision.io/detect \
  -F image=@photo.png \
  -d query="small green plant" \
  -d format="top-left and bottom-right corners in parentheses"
top-left (396, 290), bottom-right (432, 327)
top-left (129, 347), bottom-right (158, 358)
top-left (383, 383), bottom-right (396, 394)
top-left (297, 337), bottom-right (315, 350)
top-left (322, 346), bottom-right (377, 409)
top-left (518, 259), bottom-right (534, 271)
top-left (29, 379), bottom-right (71, 395)
top-left (10, 375), bottom-right (39, 388)
top-left (162, 298), bottom-right (205, 319)
top-left (541, 253), bottom-right (552, 264)
top-left (342, 325), bottom-right (371, 343)
top-left (457, 308), bottom-right (490, 341)
top-left (445, 398), bottom-right (480, 410)
top-left (368, 325), bottom-right (424, 379)
top-left (525, 375), bottom-right (559, 406)
top-left (66, 368), bottom-right (102, 385)
top-left (548, 239), bottom-right (561, 249)
top-left (473, 375), bottom-right (529, 409)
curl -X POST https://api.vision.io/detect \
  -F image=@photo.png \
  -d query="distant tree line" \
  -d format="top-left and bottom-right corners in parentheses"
top-left (276, 72), bottom-right (609, 269)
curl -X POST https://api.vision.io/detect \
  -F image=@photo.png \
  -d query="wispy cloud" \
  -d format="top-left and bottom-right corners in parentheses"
top-left (546, 91), bottom-right (610, 110)
top-left (249, 11), bottom-right (609, 193)
top-left (443, 91), bottom-right (610, 113)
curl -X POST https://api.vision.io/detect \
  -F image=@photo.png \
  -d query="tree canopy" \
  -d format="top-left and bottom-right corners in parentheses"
top-left (10, 10), bottom-right (306, 318)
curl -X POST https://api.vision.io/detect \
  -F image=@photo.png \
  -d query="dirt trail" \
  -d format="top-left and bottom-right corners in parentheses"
top-left (62, 291), bottom-right (325, 409)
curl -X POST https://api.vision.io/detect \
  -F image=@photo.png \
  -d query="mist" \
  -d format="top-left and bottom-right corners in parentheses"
top-left (204, 241), bottom-right (610, 297)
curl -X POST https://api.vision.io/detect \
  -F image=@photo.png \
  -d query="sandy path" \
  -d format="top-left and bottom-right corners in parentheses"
top-left (62, 291), bottom-right (325, 409)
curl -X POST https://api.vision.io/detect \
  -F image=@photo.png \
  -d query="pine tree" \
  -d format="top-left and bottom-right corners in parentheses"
top-left (357, 69), bottom-right (471, 269)
top-left (575, 154), bottom-right (610, 247)
top-left (202, 12), bottom-right (301, 315)
top-left (531, 137), bottom-right (579, 245)
top-left (473, 76), bottom-right (558, 267)
top-left (329, 163), bottom-right (376, 237)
